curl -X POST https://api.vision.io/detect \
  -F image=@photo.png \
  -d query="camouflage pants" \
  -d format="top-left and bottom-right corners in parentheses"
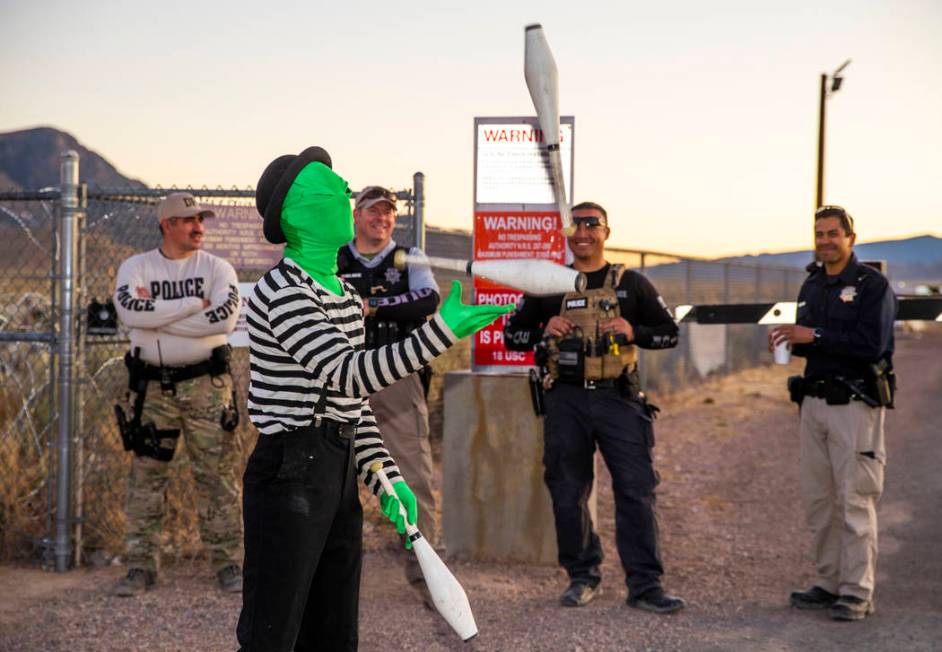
top-left (124, 373), bottom-right (243, 573)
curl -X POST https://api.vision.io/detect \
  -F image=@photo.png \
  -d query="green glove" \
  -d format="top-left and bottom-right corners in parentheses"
top-left (380, 480), bottom-right (418, 550)
top-left (439, 280), bottom-right (515, 339)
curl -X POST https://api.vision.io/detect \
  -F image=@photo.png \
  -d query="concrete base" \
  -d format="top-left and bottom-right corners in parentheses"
top-left (441, 370), bottom-right (595, 565)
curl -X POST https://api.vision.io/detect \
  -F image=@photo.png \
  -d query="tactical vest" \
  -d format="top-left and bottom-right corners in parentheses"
top-left (547, 264), bottom-right (638, 381)
top-left (337, 245), bottom-right (423, 349)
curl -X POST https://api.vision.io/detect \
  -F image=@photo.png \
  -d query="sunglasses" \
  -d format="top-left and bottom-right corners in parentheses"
top-left (572, 216), bottom-right (606, 228)
top-left (359, 187), bottom-right (397, 203)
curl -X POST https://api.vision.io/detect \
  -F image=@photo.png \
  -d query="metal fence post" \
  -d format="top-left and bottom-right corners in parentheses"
top-left (73, 182), bottom-right (88, 569)
top-left (55, 151), bottom-right (80, 572)
top-left (684, 259), bottom-right (693, 379)
top-left (723, 263), bottom-right (731, 371)
top-left (638, 252), bottom-right (647, 389)
top-left (45, 189), bottom-right (61, 568)
top-left (413, 172), bottom-right (426, 251)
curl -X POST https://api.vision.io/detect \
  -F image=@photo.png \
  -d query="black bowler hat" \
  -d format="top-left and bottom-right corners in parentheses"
top-left (255, 146), bottom-right (333, 244)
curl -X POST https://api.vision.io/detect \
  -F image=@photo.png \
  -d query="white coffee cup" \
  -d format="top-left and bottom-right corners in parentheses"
top-left (774, 340), bottom-right (791, 365)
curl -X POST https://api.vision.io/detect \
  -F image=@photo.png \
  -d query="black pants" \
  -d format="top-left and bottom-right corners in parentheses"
top-left (237, 422), bottom-right (362, 652)
top-left (543, 383), bottom-right (663, 597)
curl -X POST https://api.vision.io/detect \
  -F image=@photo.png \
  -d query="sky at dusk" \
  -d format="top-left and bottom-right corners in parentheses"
top-left (1, 0), bottom-right (940, 257)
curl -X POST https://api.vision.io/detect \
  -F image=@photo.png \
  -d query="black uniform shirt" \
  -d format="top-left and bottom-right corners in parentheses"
top-left (791, 253), bottom-right (897, 380)
top-left (503, 263), bottom-right (679, 351)
top-left (336, 243), bottom-right (440, 323)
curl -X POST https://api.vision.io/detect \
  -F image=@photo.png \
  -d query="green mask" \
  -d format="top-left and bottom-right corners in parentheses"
top-left (281, 162), bottom-right (353, 295)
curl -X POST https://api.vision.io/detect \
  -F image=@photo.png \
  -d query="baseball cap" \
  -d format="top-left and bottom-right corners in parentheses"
top-left (157, 192), bottom-right (215, 222)
top-left (355, 186), bottom-right (398, 211)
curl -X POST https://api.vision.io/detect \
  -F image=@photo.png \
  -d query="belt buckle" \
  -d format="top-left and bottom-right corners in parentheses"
top-left (337, 422), bottom-right (355, 439)
top-left (584, 379), bottom-right (598, 390)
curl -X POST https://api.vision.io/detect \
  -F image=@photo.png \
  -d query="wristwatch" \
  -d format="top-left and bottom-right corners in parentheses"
top-left (812, 328), bottom-right (822, 345)
top-left (368, 297), bottom-right (379, 312)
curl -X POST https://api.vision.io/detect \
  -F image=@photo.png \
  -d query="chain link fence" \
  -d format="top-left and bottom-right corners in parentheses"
top-left (1, 154), bottom-right (808, 567)
top-left (0, 170), bottom-right (431, 568)
top-left (605, 249), bottom-right (807, 392)
top-left (0, 192), bottom-right (59, 563)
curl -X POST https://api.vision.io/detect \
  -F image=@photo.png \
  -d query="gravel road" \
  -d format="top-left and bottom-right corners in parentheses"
top-left (1, 331), bottom-right (940, 651)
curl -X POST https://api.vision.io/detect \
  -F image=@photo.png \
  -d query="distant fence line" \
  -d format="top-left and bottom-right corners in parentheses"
top-left (0, 151), bottom-right (805, 570)
top-left (588, 246), bottom-right (804, 390)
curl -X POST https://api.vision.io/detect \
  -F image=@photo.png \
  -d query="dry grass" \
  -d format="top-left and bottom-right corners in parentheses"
top-left (0, 327), bottom-right (55, 561)
top-left (0, 431), bottom-right (49, 560)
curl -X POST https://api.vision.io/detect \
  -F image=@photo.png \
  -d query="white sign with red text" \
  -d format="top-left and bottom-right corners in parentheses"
top-left (475, 122), bottom-right (574, 204)
top-left (228, 282), bottom-right (257, 348)
top-left (471, 211), bottom-right (568, 367)
top-left (472, 116), bottom-right (575, 372)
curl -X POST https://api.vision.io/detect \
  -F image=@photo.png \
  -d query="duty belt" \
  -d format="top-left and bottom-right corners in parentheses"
top-left (125, 353), bottom-right (223, 384)
top-left (802, 377), bottom-right (866, 399)
top-left (801, 379), bottom-right (830, 399)
top-left (558, 378), bottom-right (619, 390)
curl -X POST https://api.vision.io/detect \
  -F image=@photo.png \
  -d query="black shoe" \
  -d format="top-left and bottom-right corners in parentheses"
top-left (216, 564), bottom-right (243, 593)
top-left (627, 587), bottom-right (685, 614)
top-left (559, 581), bottom-right (601, 607)
top-left (789, 586), bottom-right (839, 610)
top-left (830, 595), bottom-right (874, 621)
top-left (114, 568), bottom-right (156, 597)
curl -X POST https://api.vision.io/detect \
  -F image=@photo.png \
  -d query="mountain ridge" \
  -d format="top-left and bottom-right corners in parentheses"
top-left (0, 126), bottom-right (146, 190)
top-left (720, 234), bottom-right (942, 280)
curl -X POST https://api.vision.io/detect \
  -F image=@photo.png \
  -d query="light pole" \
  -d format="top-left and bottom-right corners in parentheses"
top-left (815, 59), bottom-right (851, 210)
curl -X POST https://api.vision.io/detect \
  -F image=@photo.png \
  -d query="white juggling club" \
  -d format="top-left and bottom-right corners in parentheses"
top-left (370, 463), bottom-right (478, 642)
top-left (394, 250), bottom-right (586, 296)
top-left (524, 23), bottom-right (573, 236)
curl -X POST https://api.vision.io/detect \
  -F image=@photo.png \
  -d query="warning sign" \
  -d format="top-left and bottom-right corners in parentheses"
top-left (472, 116), bottom-right (575, 372)
top-left (472, 211), bottom-right (567, 368)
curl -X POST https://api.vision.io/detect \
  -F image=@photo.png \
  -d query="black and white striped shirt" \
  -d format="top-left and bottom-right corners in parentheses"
top-left (246, 258), bottom-right (456, 492)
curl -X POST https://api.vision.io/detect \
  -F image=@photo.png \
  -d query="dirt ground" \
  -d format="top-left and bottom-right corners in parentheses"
top-left (1, 332), bottom-right (940, 652)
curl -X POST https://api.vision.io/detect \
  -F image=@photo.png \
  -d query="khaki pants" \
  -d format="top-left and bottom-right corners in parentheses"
top-left (369, 373), bottom-right (438, 582)
top-left (799, 397), bottom-right (885, 601)
top-left (124, 373), bottom-right (244, 573)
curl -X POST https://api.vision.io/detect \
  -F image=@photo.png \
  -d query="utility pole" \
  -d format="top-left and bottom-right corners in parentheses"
top-left (815, 59), bottom-right (851, 212)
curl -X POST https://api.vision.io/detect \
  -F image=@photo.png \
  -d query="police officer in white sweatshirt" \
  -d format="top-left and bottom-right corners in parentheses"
top-left (112, 192), bottom-right (243, 596)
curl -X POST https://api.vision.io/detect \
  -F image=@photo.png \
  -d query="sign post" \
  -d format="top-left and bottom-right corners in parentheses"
top-left (472, 116), bottom-right (575, 372)
top-left (441, 116), bottom-right (586, 565)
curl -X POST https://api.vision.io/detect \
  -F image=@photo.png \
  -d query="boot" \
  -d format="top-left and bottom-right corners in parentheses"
top-left (560, 581), bottom-right (601, 607)
top-left (627, 586), bottom-right (685, 614)
top-left (217, 564), bottom-right (243, 593)
top-left (789, 586), bottom-right (839, 610)
top-left (114, 568), bottom-right (156, 597)
top-left (830, 595), bottom-right (874, 621)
